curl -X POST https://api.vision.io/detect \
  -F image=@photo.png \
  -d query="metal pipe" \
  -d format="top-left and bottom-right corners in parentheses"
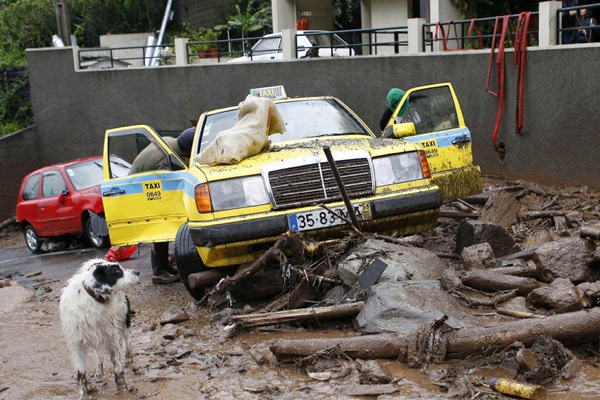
top-left (322, 146), bottom-right (362, 232)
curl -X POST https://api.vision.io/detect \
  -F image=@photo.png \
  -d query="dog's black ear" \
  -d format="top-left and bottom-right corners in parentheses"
top-left (92, 261), bottom-right (124, 288)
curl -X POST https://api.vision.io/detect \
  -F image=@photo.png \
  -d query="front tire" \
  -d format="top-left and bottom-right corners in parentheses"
top-left (174, 223), bottom-right (206, 300)
top-left (23, 224), bottom-right (41, 254)
top-left (84, 217), bottom-right (110, 249)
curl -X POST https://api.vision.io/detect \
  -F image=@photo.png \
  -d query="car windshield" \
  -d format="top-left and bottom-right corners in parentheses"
top-left (197, 98), bottom-right (370, 153)
top-left (65, 156), bottom-right (130, 190)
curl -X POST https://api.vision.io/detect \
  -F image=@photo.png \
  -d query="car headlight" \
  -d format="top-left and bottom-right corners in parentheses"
top-left (205, 175), bottom-right (270, 212)
top-left (373, 151), bottom-right (429, 187)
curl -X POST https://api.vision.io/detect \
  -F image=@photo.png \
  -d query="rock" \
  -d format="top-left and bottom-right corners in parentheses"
top-left (533, 237), bottom-right (597, 283)
top-left (478, 190), bottom-right (521, 228)
top-left (355, 280), bottom-right (478, 334)
top-left (455, 219), bottom-right (521, 257)
top-left (497, 296), bottom-right (531, 314)
top-left (527, 278), bottom-right (584, 313)
top-left (516, 348), bottom-right (541, 373)
top-left (160, 305), bottom-right (190, 325)
top-left (588, 246), bottom-right (600, 268)
top-left (459, 242), bottom-right (496, 270)
top-left (355, 359), bottom-right (392, 384)
top-left (580, 222), bottom-right (600, 239)
top-left (161, 324), bottom-right (183, 340)
top-left (337, 239), bottom-right (447, 286)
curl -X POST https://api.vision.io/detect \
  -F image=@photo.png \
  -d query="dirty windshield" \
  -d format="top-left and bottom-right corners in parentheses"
top-left (198, 99), bottom-right (370, 154)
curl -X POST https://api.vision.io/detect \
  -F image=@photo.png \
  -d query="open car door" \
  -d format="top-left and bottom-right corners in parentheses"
top-left (101, 125), bottom-right (189, 246)
top-left (382, 82), bottom-right (482, 201)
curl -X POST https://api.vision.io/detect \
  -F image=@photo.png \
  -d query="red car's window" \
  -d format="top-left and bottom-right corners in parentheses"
top-left (21, 174), bottom-right (40, 200)
top-left (42, 171), bottom-right (67, 198)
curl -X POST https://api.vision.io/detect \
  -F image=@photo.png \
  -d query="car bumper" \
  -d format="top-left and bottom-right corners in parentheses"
top-left (189, 187), bottom-right (443, 261)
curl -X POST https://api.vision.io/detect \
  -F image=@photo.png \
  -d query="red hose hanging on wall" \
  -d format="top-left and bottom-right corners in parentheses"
top-left (485, 15), bottom-right (509, 153)
top-left (514, 12), bottom-right (531, 134)
top-left (486, 12), bottom-right (531, 153)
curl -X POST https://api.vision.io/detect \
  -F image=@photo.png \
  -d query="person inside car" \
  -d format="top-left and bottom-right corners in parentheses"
top-left (379, 88), bottom-right (408, 132)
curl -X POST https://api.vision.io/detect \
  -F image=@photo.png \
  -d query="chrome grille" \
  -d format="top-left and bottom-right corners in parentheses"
top-left (269, 158), bottom-right (373, 208)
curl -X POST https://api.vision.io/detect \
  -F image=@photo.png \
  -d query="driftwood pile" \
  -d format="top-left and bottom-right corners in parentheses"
top-left (190, 178), bottom-right (600, 389)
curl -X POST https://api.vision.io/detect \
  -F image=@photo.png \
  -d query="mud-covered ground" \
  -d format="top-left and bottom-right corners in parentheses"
top-left (1, 177), bottom-right (600, 399)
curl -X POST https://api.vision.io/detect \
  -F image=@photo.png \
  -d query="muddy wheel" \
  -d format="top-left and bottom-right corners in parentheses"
top-left (23, 224), bottom-right (41, 254)
top-left (84, 217), bottom-right (110, 249)
top-left (174, 223), bottom-right (206, 300)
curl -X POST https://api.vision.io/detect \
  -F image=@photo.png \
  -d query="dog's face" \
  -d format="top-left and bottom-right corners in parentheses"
top-left (79, 259), bottom-right (139, 295)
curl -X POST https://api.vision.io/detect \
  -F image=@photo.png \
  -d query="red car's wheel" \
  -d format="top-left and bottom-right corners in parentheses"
top-left (23, 224), bottom-right (41, 254)
top-left (84, 217), bottom-right (110, 249)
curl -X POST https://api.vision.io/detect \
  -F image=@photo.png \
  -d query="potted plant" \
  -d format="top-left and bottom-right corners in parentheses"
top-left (183, 24), bottom-right (219, 58)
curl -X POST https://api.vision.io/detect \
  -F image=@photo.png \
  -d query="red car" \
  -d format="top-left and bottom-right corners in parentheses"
top-left (15, 155), bottom-right (131, 253)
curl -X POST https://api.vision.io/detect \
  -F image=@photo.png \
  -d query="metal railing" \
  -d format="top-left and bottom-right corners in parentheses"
top-left (78, 44), bottom-right (175, 69)
top-left (75, 2), bottom-right (600, 69)
top-left (423, 13), bottom-right (540, 51)
top-left (184, 27), bottom-right (409, 64)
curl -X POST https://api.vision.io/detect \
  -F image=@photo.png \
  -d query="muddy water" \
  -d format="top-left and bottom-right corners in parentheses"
top-left (2, 274), bottom-right (600, 399)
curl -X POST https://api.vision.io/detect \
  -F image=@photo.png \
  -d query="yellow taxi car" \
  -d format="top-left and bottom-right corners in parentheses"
top-left (100, 83), bottom-right (481, 298)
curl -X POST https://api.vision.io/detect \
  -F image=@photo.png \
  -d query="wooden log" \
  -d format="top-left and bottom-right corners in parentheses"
top-left (230, 301), bottom-right (364, 328)
top-left (438, 211), bottom-right (479, 220)
top-left (461, 269), bottom-right (544, 296)
top-left (580, 224), bottom-right (600, 239)
top-left (269, 308), bottom-right (600, 362)
top-left (486, 263), bottom-right (539, 278)
top-left (188, 269), bottom-right (230, 290)
top-left (445, 308), bottom-right (600, 359)
top-left (0, 216), bottom-right (16, 231)
top-left (496, 247), bottom-right (538, 261)
top-left (525, 210), bottom-right (566, 219)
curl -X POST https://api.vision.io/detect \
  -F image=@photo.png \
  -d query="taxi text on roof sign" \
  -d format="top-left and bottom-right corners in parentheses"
top-left (250, 85), bottom-right (287, 99)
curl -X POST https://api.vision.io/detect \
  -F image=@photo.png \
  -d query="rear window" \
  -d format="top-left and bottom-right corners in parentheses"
top-left (252, 37), bottom-right (281, 55)
top-left (21, 174), bottom-right (40, 200)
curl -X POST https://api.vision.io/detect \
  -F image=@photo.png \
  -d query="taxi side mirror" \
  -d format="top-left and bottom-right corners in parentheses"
top-left (382, 122), bottom-right (416, 139)
top-left (392, 122), bottom-right (416, 138)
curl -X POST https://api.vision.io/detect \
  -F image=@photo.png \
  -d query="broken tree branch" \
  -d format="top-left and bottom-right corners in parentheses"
top-left (230, 301), bottom-right (364, 329)
top-left (269, 308), bottom-right (600, 362)
top-left (461, 269), bottom-right (545, 296)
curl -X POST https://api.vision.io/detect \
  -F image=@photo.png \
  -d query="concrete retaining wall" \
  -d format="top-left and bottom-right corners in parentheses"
top-left (2, 44), bottom-right (599, 221)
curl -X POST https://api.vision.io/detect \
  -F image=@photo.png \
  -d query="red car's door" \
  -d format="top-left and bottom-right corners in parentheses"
top-left (39, 169), bottom-right (79, 234)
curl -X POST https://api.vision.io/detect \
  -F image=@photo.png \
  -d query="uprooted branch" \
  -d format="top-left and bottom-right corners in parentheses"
top-left (269, 308), bottom-right (600, 365)
top-left (197, 231), bottom-right (322, 305)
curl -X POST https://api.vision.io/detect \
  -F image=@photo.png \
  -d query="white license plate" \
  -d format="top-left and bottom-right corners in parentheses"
top-left (288, 203), bottom-right (371, 232)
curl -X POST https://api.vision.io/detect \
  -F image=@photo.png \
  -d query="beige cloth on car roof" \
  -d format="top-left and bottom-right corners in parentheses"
top-left (195, 95), bottom-right (286, 165)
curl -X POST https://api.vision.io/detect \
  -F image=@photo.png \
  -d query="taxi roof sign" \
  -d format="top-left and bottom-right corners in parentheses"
top-left (250, 85), bottom-right (287, 99)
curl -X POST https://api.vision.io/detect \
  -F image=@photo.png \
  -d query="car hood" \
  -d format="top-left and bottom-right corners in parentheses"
top-left (195, 135), bottom-right (421, 181)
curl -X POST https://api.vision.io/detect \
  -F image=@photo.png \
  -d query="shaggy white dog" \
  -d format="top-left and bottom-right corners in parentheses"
top-left (59, 258), bottom-right (139, 398)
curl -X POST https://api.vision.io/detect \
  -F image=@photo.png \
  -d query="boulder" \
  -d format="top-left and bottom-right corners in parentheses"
top-left (533, 237), bottom-right (597, 283)
top-left (337, 239), bottom-right (447, 287)
top-left (455, 219), bottom-right (521, 257)
top-left (460, 242), bottom-right (496, 270)
top-left (527, 278), bottom-right (584, 313)
top-left (355, 280), bottom-right (478, 334)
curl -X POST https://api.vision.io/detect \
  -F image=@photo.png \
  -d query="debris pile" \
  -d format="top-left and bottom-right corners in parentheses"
top-left (181, 179), bottom-right (600, 395)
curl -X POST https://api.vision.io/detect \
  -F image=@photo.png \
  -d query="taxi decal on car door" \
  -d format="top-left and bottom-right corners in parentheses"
top-left (100, 125), bottom-right (196, 246)
top-left (382, 82), bottom-right (482, 201)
